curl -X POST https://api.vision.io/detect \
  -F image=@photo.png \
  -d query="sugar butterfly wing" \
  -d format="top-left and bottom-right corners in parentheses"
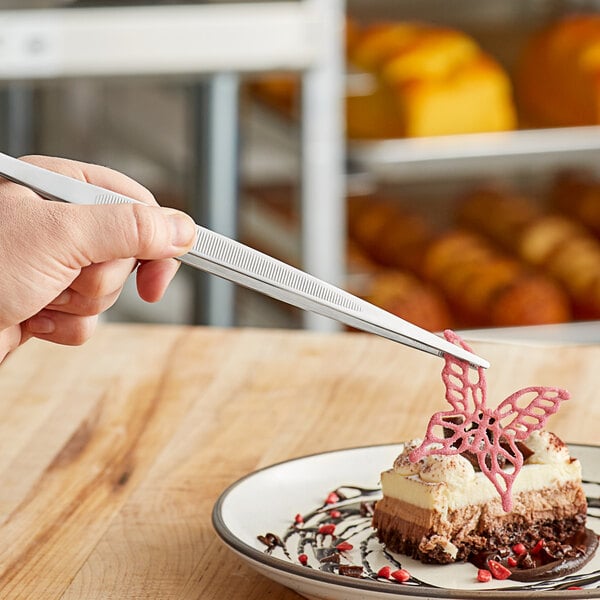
top-left (441, 329), bottom-right (486, 415)
top-left (411, 330), bottom-right (487, 460)
top-left (477, 423), bottom-right (524, 512)
top-left (494, 386), bottom-right (570, 441)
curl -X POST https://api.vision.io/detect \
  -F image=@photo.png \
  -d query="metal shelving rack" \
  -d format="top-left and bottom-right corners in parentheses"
top-left (0, 1), bottom-right (346, 331)
top-left (349, 126), bottom-right (600, 180)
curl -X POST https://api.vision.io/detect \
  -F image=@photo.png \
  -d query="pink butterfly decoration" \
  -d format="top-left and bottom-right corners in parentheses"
top-left (409, 330), bottom-right (569, 512)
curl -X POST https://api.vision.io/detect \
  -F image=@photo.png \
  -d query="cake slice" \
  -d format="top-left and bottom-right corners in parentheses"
top-left (373, 431), bottom-right (589, 565)
top-left (373, 329), bottom-right (597, 580)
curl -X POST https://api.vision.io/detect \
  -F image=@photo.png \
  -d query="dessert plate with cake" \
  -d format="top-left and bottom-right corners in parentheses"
top-left (213, 332), bottom-right (599, 599)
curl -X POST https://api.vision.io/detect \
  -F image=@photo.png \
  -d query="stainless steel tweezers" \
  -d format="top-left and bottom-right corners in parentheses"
top-left (0, 152), bottom-right (488, 368)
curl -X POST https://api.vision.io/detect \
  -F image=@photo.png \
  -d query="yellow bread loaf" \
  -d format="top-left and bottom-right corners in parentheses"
top-left (349, 22), bottom-right (426, 71)
top-left (389, 55), bottom-right (515, 137)
top-left (348, 22), bottom-right (516, 138)
top-left (380, 27), bottom-right (479, 82)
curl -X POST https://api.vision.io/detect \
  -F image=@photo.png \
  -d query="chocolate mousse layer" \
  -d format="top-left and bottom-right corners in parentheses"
top-left (373, 482), bottom-right (588, 564)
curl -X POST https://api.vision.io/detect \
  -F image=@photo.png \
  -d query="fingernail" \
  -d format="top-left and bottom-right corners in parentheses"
top-left (50, 290), bottom-right (71, 306)
top-left (27, 315), bottom-right (55, 334)
top-left (169, 213), bottom-right (195, 248)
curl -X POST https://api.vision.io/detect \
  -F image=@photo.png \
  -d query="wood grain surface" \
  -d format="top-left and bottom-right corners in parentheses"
top-left (0, 323), bottom-right (597, 599)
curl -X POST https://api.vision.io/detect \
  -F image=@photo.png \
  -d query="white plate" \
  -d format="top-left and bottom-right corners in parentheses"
top-left (212, 443), bottom-right (600, 599)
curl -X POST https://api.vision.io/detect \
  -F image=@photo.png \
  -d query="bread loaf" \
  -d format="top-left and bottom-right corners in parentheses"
top-left (348, 195), bottom-right (434, 272)
top-left (421, 230), bottom-right (571, 327)
top-left (517, 14), bottom-right (600, 126)
top-left (551, 171), bottom-right (600, 238)
top-left (361, 271), bottom-right (454, 332)
top-left (348, 193), bottom-right (570, 327)
top-left (458, 187), bottom-right (600, 319)
top-left (348, 22), bottom-right (516, 138)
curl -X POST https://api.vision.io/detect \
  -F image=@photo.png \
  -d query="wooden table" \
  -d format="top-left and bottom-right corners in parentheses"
top-left (0, 323), bottom-right (597, 599)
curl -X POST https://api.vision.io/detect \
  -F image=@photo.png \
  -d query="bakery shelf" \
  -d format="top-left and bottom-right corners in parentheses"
top-left (0, 3), bottom-right (318, 79)
top-left (348, 126), bottom-right (600, 180)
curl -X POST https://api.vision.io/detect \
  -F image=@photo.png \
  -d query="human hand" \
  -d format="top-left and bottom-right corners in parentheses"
top-left (0, 155), bottom-right (196, 363)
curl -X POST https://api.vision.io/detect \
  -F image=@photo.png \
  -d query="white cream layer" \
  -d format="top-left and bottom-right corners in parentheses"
top-left (381, 431), bottom-right (582, 511)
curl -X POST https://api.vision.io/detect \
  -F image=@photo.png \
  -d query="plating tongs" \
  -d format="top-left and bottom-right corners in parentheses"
top-left (0, 152), bottom-right (489, 369)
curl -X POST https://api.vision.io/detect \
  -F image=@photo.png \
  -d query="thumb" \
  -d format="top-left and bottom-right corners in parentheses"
top-left (61, 202), bottom-right (197, 266)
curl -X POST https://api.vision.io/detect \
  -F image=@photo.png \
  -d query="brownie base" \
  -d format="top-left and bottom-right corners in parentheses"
top-left (374, 511), bottom-right (587, 564)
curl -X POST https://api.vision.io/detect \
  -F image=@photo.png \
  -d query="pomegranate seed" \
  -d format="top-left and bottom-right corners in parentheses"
top-left (487, 559), bottom-right (512, 580)
top-left (507, 556), bottom-right (518, 567)
top-left (325, 492), bottom-right (340, 504)
top-left (512, 542), bottom-right (527, 555)
top-left (336, 541), bottom-right (353, 552)
top-left (318, 523), bottom-right (336, 536)
top-left (532, 539), bottom-right (545, 555)
top-left (329, 509), bottom-right (342, 518)
top-left (477, 569), bottom-right (492, 583)
top-left (377, 566), bottom-right (391, 579)
top-left (294, 513), bottom-right (304, 524)
top-left (298, 553), bottom-right (308, 565)
top-left (390, 569), bottom-right (410, 582)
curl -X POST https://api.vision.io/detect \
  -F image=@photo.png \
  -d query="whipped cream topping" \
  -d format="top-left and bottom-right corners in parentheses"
top-left (523, 430), bottom-right (571, 464)
top-left (419, 454), bottom-right (476, 486)
top-left (393, 439), bottom-right (424, 476)
top-left (393, 442), bottom-right (476, 488)
top-left (383, 433), bottom-right (581, 511)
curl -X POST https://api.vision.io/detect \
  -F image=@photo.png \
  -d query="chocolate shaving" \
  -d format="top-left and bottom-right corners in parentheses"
top-left (319, 553), bottom-right (340, 564)
top-left (360, 501), bottom-right (375, 517)
top-left (338, 565), bottom-right (363, 578)
top-left (517, 553), bottom-right (535, 569)
top-left (257, 532), bottom-right (285, 552)
top-left (517, 441), bottom-right (534, 461)
top-left (460, 450), bottom-right (480, 470)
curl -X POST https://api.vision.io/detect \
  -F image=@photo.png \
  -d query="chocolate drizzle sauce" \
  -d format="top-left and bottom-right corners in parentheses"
top-left (257, 484), bottom-right (600, 590)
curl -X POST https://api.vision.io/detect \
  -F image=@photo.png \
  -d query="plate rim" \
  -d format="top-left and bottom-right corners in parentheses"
top-left (212, 442), bottom-right (600, 599)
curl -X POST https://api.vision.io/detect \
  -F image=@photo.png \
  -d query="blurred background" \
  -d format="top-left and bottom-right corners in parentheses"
top-left (3, 0), bottom-right (600, 343)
